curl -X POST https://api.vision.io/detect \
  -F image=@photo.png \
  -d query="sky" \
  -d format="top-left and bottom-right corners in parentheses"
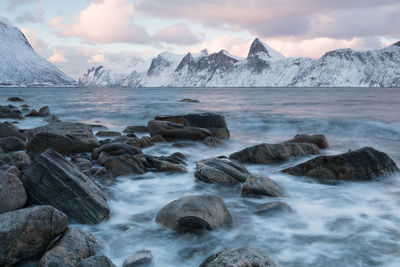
top-left (1, 0), bottom-right (399, 79)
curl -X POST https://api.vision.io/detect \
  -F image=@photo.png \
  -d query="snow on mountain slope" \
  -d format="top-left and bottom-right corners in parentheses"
top-left (0, 21), bottom-right (74, 87)
top-left (78, 38), bottom-right (400, 88)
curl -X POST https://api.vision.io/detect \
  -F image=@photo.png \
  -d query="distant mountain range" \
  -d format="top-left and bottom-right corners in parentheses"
top-left (1, 20), bottom-right (399, 88)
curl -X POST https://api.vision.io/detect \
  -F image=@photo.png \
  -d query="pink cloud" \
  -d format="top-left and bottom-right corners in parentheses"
top-left (154, 23), bottom-right (201, 45)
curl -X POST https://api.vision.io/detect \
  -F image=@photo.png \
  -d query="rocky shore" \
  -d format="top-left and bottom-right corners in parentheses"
top-left (0, 98), bottom-right (398, 267)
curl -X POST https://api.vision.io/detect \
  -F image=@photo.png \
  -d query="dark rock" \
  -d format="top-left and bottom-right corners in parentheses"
top-left (123, 250), bottom-right (152, 267)
top-left (85, 167), bottom-right (116, 186)
top-left (229, 142), bottom-right (320, 164)
top-left (155, 194), bottom-right (232, 232)
top-left (39, 228), bottom-right (98, 267)
top-left (0, 136), bottom-right (26, 152)
top-left (203, 136), bottom-right (222, 147)
top-left (95, 131), bottom-right (121, 137)
top-left (0, 122), bottom-right (26, 141)
top-left (154, 113), bottom-right (229, 139)
top-left (179, 98), bottom-right (199, 103)
top-left (102, 154), bottom-right (146, 176)
top-left (123, 126), bottom-right (148, 133)
top-left (148, 120), bottom-right (212, 140)
top-left (92, 143), bottom-right (142, 160)
top-left (8, 151), bottom-right (31, 171)
top-left (21, 149), bottom-right (110, 224)
top-left (77, 255), bottom-right (116, 267)
top-left (195, 157), bottom-right (251, 184)
top-left (254, 202), bottom-right (292, 216)
top-left (0, 205), bottom-right (68, 266)
top-left (7, 97), bottom-right (24, 102)
top-left (149, 135), bottom-right (166, 143)
top-left (0, 170), bottom-right (27, 213)
top-left (73, 157), bottom-right (92, 170)
top-left (146, 154), bottom-right (186, 173)
top-left (242, 175), bottom-right (283, 197)
top-left (123, 136), bottom-right (154, 148)
top-left (20, 104), bottom-right (30, 108)
top-left (199, 246), bottom-right (278, 267)
top-left (0, 105), bottom-right (24, 119)
top-left (26, 122), bottom-right (100, 155)
top-left (44, 115), bottom-right (61, 123)
top-left (285, 134), bottom-right (329, 149)
top-left (282, 147), bottom-right (399, 181)
top-left (26, 106), bottom-right (51, 117)
top-left (248, 38), bottom-right (270, 58)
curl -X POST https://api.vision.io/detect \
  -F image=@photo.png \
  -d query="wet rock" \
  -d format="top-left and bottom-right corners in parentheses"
top-left (199, 246), bottom-right (278, 267)
top-left (148, 120), bottom-right (212, 140)
top-left (149, 134), bottom-right (166, 143)
top-left (44, 115), bottom-right (61, 123)
top-left (155, 194), bottom-right (232, 232)
top-left (21, 149), bottom-right (110, 224)
top-left (254, 202), bottom-right (292, 216)
top-left (242, 175), bottom-right (283, 197)
top-left (0, 170), bottom-right (27, 213)
top-left (73, 157), bottom-right (92, 171)
top-left (39, 228), bottom-right (98, 267)
top-left (123, 125), bottom-right (149, 133)
top-left (172, 142), bottom-right (192, 148)
top-left (203, 136), bottom-right (222, 147)
top-left (92, 143), bottom-right (142, 160)
top-left (102, 154), bottom-right (146, 176)
top-left (155, 113), bottom-right (230, 139)
top-left (26, 122), bottom-right (100, 155)
top-left (282, 147), bottom-right (399, 181)
top-left (195, 157), bottom-right (251, 184)
top-left (8, 151), bottom-right (31, 171)
top-left (84, 167), bottom-right (115, 186)
top-left (0, 136), bottom-right (26, 152)
top-left (95, 131), bottom-right (121, 137)
top-left (77, 255), bottom-right (116, 267)
top-left (179, 98), bottom-right (199, 103)
top-left (26, 106), bottom-right (51, 117)
top-left (7, 97), bottom-right (24, 102)
top-left (20, 104), bottom-right (30, 108)
top-left (0, 105), bottom-right (24, 119)
top-left (0, 122), bottom-right (26, 141)
top-left (123, 250), bottom-right (153, 267)
top-left (229, 142), bottom-right (320, 164)
top-left (285, 134), bottom-right (329, 149)
top-left (0, 205), bottom-right (68, 266)
top-left (124, 136), bottom-right (154, 148)
top-left (146, 154), bottom-right (186, 173)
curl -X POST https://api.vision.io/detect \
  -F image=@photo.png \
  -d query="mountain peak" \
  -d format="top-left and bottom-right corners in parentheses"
top-left (392, 41), bottom-right (400, 47)
top-left (247, 38), bottom-right (285, 60)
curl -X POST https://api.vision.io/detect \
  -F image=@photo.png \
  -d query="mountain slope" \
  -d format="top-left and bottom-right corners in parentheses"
top-left (0, 21), bottom-right (74, 87)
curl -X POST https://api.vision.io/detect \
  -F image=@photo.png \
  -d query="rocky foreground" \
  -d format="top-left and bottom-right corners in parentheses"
top-left (0, 97), bottom-right (398, 266)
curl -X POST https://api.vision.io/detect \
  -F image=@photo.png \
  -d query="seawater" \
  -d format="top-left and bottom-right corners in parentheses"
top-left (1, 87), bottom-right (400, 266)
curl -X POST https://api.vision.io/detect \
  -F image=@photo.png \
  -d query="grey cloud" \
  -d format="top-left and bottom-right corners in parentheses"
top-left (153, 23), bottom-right (201, 45)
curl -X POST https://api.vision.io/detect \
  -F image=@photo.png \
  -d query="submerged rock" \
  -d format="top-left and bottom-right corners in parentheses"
top-left (156, 194), bottom-right (232, 232)
top-left (199, 246), bottom-right (278, 267)
top-left (254, 201), bottom-right (292, 216)
top-left (0, 205), bottom-right (68, 266)
top-left (0, 170), bottom-right (27, 213)
top-left (0, 105), bottom-right (24, 119)
top-left (229, 142), bottom-right (320, 164)
top-left (148, 120), bottom-right (212, 140)
top-left (77, 255), bottom-right (116, 267)
top-left (123, 250), bottom-right (153, 267)
top-left (203, 136), bottom-right (222, 147)
top-left (242, 175), bottom-right (283, 197)
top-left (285, 134), bottom-right (329, 149)
top-left (7, 97), bottom-right (24, 102)
top-left (21, 149), bottom-right (110, 224)
top-left (179, 98), bottom-right (199, 103)
top-left (282, 147), bottom-right (399, 181)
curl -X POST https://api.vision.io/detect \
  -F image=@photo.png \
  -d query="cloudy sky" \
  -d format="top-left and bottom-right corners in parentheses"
top-left (1, 0), bottom-right (399, 79)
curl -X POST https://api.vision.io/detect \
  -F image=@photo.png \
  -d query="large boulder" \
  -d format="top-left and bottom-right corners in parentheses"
top-left (77, 255), bottom-right (116, 267)
top-left (148, 120), bottom-right (212, 140)
top-left (0, 122), bottom-right (25, 141)
top-left (0, 170), bottom-right (27, 213)
top-left (123, 250), bottom-right (153, 267)
top-left (285, 134), bottom-right (329, 149)
top-left (229, 142), bottom-right (320, 164)
top-left (154, 113), bottom-right (230, 139)
top-left (0, 205), bottom-right (68, 266)
top-left (21, 149), bottom-right (110, 224)
top-left (199, 246), bottom-right (278, 267)
top-left (26, 122), bottom-right (100, 154)
top-left (282, 147), bottom-right (399, 181)
top-left (0, 105), bottom-right (24, 119)
top-left (195, 157), bottom-right (250, 184)
top-left (242, 175), bottom-right (283, 197)
top-left (155, 194), bottom-right (232, 232)
top-left (39, 228), bottom-right (98, 267)
top-left (0, 136), bottom-right (26, 152)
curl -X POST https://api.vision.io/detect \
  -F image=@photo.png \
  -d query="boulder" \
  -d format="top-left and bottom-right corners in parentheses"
top-left (39, 228), bottom-right (98, 267)
top-left (21, 149), bottom-right (110, 224)
top-left (92, 143), bottom-right (142, 160)
top-left (155, 194), bottom-right (232, 232)
top-left (77, 255), bottom-right (116, 267)
top-left (0, 170), bottom-right (27, 213)
top-left (123, 250), bottom-right (153, 267)
top-left (123, 125), bottom-right (148, 133)
top-left (146, 155), bottom-right (186, 173)
top-left (199, 246), bottom-right (278, 267)
top-left (95, 131), bottom-right (121, 137)
top-left (203, 136), bottom-right (222, 147)
top-left (124, 136), bottom-right (154, 149)
top-left (102, 154), bottom-right (146, 176)
top-left (195, 157), bottom-right (251, 184)
top-left (282, 147), bottom-right (399, 181)
top-left (148, 120), bottom-right (212, 140)
top-left (26, 122), bottom-right (100, 154)
top-left (149, 135), bottom-right (166, 143)
top-left (179, 98), bottom-right (199, 103)
top-left (0, 122), bottom-right (26, 141)
top-left (8, 151), bottom-right (31, 171)
top-left (0, 105), bottom-right (24, 119)
top-left (285, 134), bottom-right (329, 149)
top-left (0, 136), bottom-right (26, 152)
top-left (26, 106), bottom-right (51, 117)
top-left (254, 202), bottom-right (292, 216)
top-left (7, 97), bottom-right (24, 102)
top-left (84, 167), bottom-right (116, 187)
top-left (229, 142), bottom-right (320, 164)
top-left (242, 175), bottom-right (283, 197)
top-left (155, 113), bottom-right (230, 139)
top-left (0, 205), bottom-right (68, 266)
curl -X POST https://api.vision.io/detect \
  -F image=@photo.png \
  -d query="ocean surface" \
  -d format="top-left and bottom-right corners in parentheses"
top-left (1, 87), bottom-right (400, 266)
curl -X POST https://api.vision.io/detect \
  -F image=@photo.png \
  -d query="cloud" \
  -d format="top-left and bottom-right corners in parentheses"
top-left (21, 27), bottom-right (49, 54)
top-left (190, 35), bottom-right (252, 58)
top-left (50, 0), bottom-right (149, 44)
top-left (15, 10), bottom-right (44, 23)
top-left (154, 23), bottom-right (201, 45)
top-left (48, 51), bottom-right (68, 63)
top-left (6, 0), bottom-right (37, 10)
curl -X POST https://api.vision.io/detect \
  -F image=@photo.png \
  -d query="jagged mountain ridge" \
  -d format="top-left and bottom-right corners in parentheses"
top-left (79, 38), bottom-right (400, 87)
top-left (0, 21), bottom-right (75, 87)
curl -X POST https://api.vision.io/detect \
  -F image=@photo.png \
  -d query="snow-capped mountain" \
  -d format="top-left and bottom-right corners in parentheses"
top-left (79, 37), bottom-right (400, 88)
top-left (0, 21), bottom-right (75, 87)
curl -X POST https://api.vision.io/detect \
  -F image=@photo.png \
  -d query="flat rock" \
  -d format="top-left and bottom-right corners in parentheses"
top-left (95, 131), bottom-right (121, 137)
top-left (0, 105), bottom-right (24, 119)
top-left (155, 194), bottom-right (232, 232)
top-left (0, 136), bottom-right (26, 152)
top-left (195, 157), bottom-right (251, 184)
top-left (123, 250), bottom-right (153, 267)
top-left (148, 120), bottom-right (212, 140)
top-left (92, 143), bottom-right (142, 160)
top-left (285, 134), bottom-right (329, 149)
top-left (21, 149), bottom-right (110, 224)
top-left (0, 122), bottom-right (26, 141)
top-left (254, 202), bottom-right (292, 216)
top-left (199, 246), bottom-right (279, 267)
top-left (123, 125), bottom-right (148, 133)
top-left (242, 175), bottom-right (283, 197)
top-left (26, 122), bottom-right (100, 154)
top-left (7, 97), bottom-right (24, 102)
top-left (229, 142), bottom-right (320, 164)
top-left (77, 255), bottom-right (116, 267)
top-left (282, 147), bottom-right (399, 181)
top-left (39, 228), bottom-right (98, 267)
top-left (0, 170), bottom-right (27, 213)
top-left (0, 205), bottom-right (68, 266)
